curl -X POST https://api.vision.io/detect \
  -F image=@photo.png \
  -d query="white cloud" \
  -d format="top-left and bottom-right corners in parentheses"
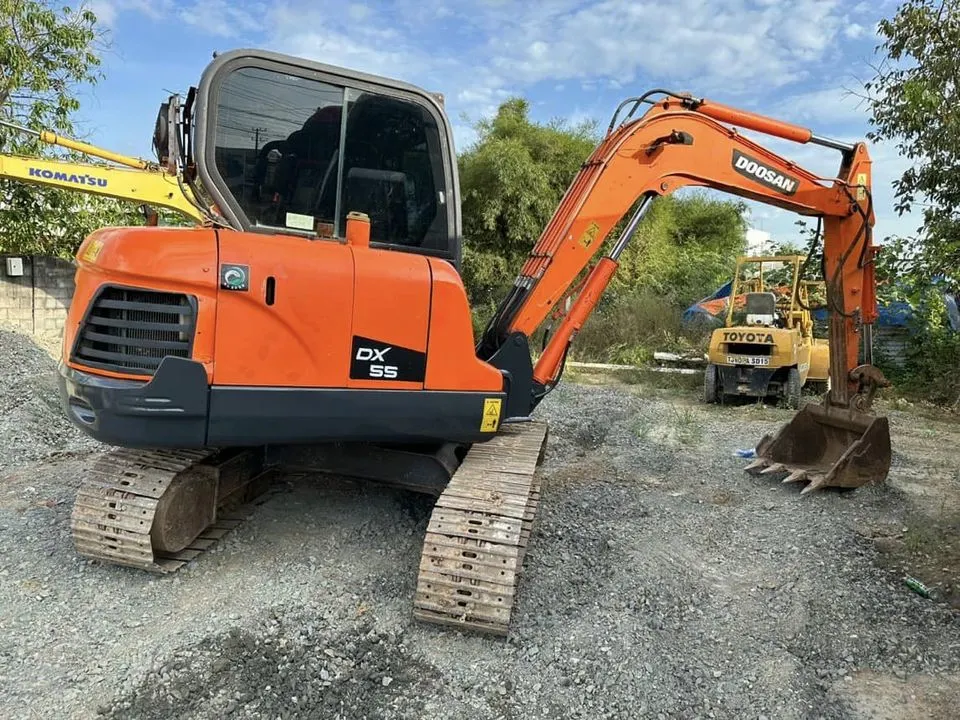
top-left (473, 0), bottom-right (852, 94)
top-left (86, 0), bottom-right (175, 25)
top-left (844, 23), bottom-right (867, 39)
top-left (769, 86), bottom-right (872, 130)
top-left (177, 0), bottom-right (264, 38)
top-left (269, 30), bottom-right (428, 82)
top-left (348, 3), bottom-right (373, 21)
top-left (88, 0), bottom-right (118, 27)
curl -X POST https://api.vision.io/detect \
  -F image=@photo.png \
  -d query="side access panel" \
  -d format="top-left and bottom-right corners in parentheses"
top-left (347, 247), bottom-right (431, 390)
top-left (211, 231), bottom-right (355, 388)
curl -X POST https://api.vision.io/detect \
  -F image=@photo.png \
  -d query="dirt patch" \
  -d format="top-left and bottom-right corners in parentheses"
top-left (102, 609), bottom-right (444, 720)
top-left (856, 408), bottom-right (960, 609)
top-left (832, 669), bottom-right (960, 720)
top-left (867, 519), bottom-right (960, 610)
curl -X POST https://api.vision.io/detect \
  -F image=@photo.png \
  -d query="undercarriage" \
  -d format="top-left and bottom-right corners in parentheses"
top-left (70, 405), bottom-right (549, 636)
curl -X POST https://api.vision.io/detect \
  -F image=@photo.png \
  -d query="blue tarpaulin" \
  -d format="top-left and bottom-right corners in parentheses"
top-left (683, 288), bottom-right (954, 331)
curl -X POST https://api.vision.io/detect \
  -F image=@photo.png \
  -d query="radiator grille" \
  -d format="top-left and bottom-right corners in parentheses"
top-left (71, 286), bottom-right (196, 375)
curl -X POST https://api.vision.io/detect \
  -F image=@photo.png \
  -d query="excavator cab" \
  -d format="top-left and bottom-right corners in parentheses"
top-left (185, 55), bottom-right (459, 263)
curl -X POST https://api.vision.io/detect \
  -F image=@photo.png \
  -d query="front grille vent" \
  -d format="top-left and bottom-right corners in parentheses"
top-left (72, 286), bottom-right (196, 375)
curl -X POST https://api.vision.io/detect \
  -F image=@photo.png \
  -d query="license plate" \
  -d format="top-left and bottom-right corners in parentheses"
top-left (726, 355), bottom-right (770, 366)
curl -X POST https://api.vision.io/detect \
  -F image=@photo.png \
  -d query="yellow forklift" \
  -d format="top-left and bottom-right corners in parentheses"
top-left (703, 254), bottom-right (829, 408)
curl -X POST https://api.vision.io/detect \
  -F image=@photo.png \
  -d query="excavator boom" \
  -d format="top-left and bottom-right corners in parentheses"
top-left (0, 153), bottom-right (206, 223)
top-left (0, 118), bottom-right (207, 224)
top-left (480, 91), bottom-right (890, 494)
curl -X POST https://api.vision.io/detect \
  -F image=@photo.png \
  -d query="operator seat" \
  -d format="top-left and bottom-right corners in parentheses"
top-left (271, 105), bottom-right (343, 221)
top-left (745, 292), bottom-right (777, 326)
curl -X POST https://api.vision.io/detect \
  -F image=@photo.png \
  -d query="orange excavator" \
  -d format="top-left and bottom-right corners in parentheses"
top-left (56, 49), bottom-right (890, 636)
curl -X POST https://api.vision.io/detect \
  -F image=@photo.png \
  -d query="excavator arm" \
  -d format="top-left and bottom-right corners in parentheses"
top-left (483, 93), bottom-right (876, 399)
top-left (481, 91), bottom-right (889, 493)
top-left (0, 119), bottom-right (206, 224)
top-left (0, 153), bottom-right (206, 223)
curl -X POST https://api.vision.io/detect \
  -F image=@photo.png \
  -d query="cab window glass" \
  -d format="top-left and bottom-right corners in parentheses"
top-left (213, 66), bottom-right (449, 253)
top-left (214, 67), bottom-right (344, 232)
top-left (339, 90), bottom-right (449, 252)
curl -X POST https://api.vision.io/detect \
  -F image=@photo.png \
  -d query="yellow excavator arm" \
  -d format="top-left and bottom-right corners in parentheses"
top-left (0, 119), bottom-right (205, 224)
top-left (0, 153), bottom-right (205, 223)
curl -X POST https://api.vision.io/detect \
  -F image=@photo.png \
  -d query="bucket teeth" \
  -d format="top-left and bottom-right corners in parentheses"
top-left (799, 475), bottom-right (830, 495)
top-left (744, 458), bottom-right (768, 474)
top-left (759, 463), bottom-right (785, 475)
top-left (782, 469), bottom-right (807, 484)
top-left (742, 456), bottom-right (812, 491)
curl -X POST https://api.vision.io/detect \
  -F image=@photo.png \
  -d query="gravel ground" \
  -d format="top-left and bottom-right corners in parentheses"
top-left (1, 328), bottom-right (959, 720)
top-left (0, 329), bottom-right (99, 462)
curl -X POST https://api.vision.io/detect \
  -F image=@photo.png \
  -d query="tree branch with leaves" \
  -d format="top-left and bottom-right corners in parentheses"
top-left (865, 0), bottom-right (960, 287)
top-left (0, 1), bottom-right (145, 258)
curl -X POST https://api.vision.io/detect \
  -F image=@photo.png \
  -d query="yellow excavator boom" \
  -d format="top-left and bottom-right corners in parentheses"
top-left (0, 119), bottom-right (205, 224)
top-left (0, 153), bottom-right (205, 223)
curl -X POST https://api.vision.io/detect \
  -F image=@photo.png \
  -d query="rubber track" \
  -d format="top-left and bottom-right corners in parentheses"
top-left (413, 421), bottom-right (548, 636)
top-left (70, 447), bottom-right (271, 574)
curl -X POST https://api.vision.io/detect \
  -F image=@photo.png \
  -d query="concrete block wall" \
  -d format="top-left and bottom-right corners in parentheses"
top-left (0, 254), bottom-right (77, 337)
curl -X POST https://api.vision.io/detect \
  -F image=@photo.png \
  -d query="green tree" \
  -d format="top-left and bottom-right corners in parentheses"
top-left (866, 0), bottom-right (960, 285)
top-left (457, 97), bottom-right (599, 307)
top-left (860, 2), bottom-right (960, 408)
top-left (0, 0), bottom-right (142, 258)
top-left (610, 192), bottom-right (748, 304)
top-left (458, 98), bottom-right (747, 305)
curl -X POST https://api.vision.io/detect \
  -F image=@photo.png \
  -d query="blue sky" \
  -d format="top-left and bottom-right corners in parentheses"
top-left (75, 0), bottom-right (915, 244)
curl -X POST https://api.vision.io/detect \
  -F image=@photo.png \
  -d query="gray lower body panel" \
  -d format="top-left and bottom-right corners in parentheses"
top-left (59, 357), bottom-right (505, 449)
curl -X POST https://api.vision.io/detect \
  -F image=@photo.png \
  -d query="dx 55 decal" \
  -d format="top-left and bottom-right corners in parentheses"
top-left (350, 336), bottom-right (426, 382)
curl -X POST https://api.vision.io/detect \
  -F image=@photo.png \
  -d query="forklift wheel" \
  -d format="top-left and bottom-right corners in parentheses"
top-left (703, 364), bottom-right (720, 404)
top-left (785, 367), bottom-right (802, 409)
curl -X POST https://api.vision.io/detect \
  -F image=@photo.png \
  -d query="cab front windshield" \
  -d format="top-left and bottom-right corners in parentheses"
top-left (212, 66), bottom-right (450, 254)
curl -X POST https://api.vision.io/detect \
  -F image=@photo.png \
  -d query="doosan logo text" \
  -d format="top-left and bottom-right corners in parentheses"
top-left (29, 167), bottom-right (108, 188)
top-left (731, 151), bottom-right (798, 195)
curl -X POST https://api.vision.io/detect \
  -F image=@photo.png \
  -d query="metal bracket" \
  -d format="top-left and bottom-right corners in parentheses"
top-left (849, 364), bottom-right (890, 411)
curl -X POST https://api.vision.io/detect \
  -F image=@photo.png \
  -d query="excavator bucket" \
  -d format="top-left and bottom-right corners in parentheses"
top-left (745, 401), bottom-right (891, 494)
